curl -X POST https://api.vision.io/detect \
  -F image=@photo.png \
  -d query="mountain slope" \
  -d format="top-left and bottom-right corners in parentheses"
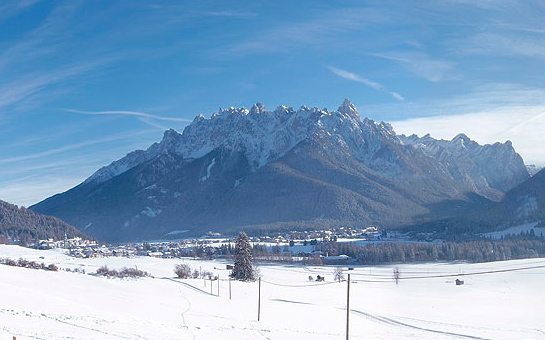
top-left (0, 199), bottom-right (86, 245)
top-left (487, 168), bottom-right (545, 226)
top-left (30, 100), bottom-right (530, 242)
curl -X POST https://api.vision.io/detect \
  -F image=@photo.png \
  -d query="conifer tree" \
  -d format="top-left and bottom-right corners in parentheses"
top-left (230, 231), bottom-right (255, 281)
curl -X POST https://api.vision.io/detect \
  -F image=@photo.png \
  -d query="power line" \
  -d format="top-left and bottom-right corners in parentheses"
top-left (349, 264), bottom-right (545, 283)
top-left (260, 279), bottom-right (337, 288)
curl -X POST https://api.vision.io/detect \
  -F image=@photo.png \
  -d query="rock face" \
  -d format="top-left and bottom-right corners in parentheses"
top-left (399, 133), bottom-right (529, 201)
top-left (30, 100), bottom-right (530, 243)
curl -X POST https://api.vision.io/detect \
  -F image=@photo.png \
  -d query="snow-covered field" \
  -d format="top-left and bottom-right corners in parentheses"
top-left (1, 245), bottom-right (544, 339)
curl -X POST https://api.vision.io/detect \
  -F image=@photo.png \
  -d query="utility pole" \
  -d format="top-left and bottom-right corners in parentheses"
top-left (346, 273), bottom-right (351, 340)
top-left (258, 277), bottom-right (261, 321)
top-left (217, 275), bottom-right (220, 297)
top-left (229, 277), bottom-right (232, 300)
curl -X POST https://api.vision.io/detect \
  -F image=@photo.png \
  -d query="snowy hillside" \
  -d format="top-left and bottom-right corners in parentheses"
top-left (1, 245), bottom-right (544, 339)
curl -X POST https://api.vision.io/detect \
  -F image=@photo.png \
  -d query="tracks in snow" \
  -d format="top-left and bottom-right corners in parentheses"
top-left (351, 309), bottom-right (490, 340)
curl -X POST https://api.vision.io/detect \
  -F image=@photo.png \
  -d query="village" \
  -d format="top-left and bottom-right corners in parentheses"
top-left (35, 226), bottom-right (383, 263)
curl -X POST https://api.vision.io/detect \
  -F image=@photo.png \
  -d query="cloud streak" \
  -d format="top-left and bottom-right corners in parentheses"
top-left (67, 109), bottom-right (192, 123)
top-left (392, 105), bottom-right (545, 166)
top-left (372, 52), bottom-right (456, 82)
top-left (0, 59), bottom-right (115, 113)
top-left (0, 130), bottom-right (154, 165)
top-left (327, 66), bottom-right (404, 101)
top-left (224, 7), bottom-right (389, 55)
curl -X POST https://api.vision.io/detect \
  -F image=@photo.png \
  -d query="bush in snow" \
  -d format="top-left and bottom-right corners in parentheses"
top-left (174, 264), bottom-right (192, 279)
top-left (334, 267), bottom-right (344, 282)
top-left (46, 263), bottom-right (58, 271)
top-left (96, 265), bottom-right (148, 278)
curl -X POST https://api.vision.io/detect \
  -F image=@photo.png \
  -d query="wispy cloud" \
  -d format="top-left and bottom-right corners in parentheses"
top-left (67, 109), bottom-right (192, 124)
top-left (504, 110), bottom-right (545, 134)
top-left (327, 66), bottom-right (404, 101)
top-left (224, 8), bottom-right (389, 55)
top-left (372, 52), bottom-right (456, 82)
top-left (0, 0), bottom-right (44, 23)
top-left (0, 130), bottom-right (153, 165)
top-left (386, 83), bottom-right (545, 165)
top-left (457, 32), bottom-right (545, 60)
top-left (362, 83), bottom-right (545, 121)
top-left (441, 2), bottom-right (545, 60)
top-left (392, 106), bottom-right (545, 166)
top-left (0, 59), bottom-right (114, 112)
top-left (195, 10), bottom-right (257, 18)
top-left (0, 2), bottom-right (82, 73)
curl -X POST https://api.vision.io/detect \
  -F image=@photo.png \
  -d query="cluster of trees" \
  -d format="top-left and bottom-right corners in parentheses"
top-left (0, 257), bottom-right (58, 271)
top-left (0, 200), bottom-right (86, 245)
top-left (173, 232), bottom-right (257, 282)
top-left (96, 265), bottom-right (148, 278)
top-left (320, 234), bottom-right (545, 264)
top-left (174, 263), bottom-right (215, 280)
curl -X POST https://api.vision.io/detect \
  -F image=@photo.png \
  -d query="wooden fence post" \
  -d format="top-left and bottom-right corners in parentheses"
top-left (346, 273), bottom-right (351, 340)
top-left (258, 277), bottom-right (261, 321)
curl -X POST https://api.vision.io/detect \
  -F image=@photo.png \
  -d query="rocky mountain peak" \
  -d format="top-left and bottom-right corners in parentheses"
top-left (250, 102), bottom-right (266, 115)
top-left (338, 98), bottom-right (358, 117)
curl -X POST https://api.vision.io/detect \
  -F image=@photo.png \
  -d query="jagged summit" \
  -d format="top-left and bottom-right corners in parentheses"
top-left (400, 133), bottom-right (528, 195)
top-left (32, 99), bottom-right (531, 242)
top-left (338, 98), bottom-right (359, 117)
top-left (87, 100), bottom-right (384, 185)
top-left (250, 102), bottom-right (266, 115)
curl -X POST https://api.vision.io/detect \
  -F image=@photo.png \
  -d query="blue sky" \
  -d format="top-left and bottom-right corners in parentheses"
top-left (1, 0), bottom-right (545, 206)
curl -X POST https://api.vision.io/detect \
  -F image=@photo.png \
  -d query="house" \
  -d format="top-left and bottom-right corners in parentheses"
top-left (322, 254), bottom-right (353, 265)
top-left (148, 251), bottom-right (163, 258)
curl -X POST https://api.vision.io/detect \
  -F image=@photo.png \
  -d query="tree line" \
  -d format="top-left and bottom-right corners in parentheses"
top-left (319, 234), bottom-right (545, 264)
top-left (174, 233), bottom-right (545, 266)
top-left (0, 200), bottom-right (86, 245)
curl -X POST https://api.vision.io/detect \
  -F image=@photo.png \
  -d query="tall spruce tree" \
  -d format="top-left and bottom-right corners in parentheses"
top-left (230, 231), bottom-right (255, 281)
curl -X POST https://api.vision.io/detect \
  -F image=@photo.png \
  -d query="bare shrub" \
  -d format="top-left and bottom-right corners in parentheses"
top-left (17, 258), bottom-right (29, 267)
top-left (96, 265), bottom-right (148, 278)
top-left (119, 267), bottom-right (147, 278)
top-left (334, 267), bottom-right (344, 282)
top-left (202, 270), bottom-right (213, 280)
top-left (174, 264), bottom-right (192, 279)
top-left (46, 264), bottom-right (58, 271)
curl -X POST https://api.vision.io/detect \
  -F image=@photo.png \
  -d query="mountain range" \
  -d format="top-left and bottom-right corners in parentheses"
top-left (30, 100), bottom-right (531, 243)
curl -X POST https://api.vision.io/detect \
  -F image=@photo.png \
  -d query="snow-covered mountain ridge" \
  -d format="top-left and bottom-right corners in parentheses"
top-left (86, 99), bottom-right (400, 185)
top-left (86, 99), bottom-right (527, 196)
top-left (400, 133), bottom-right (528, 193)
top-left (32, 99), bottom-right (531, 242)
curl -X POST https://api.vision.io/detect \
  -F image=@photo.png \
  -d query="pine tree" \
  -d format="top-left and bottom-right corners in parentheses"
top-left (230, 231), bottom-right (255, 281)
